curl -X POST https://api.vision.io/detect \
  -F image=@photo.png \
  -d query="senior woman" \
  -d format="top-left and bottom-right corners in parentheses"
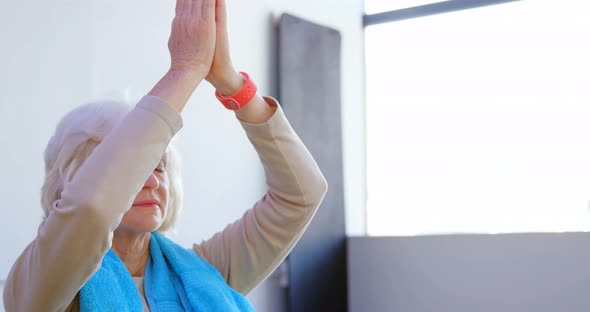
top-left (3, 0), bottom-right (327, 311)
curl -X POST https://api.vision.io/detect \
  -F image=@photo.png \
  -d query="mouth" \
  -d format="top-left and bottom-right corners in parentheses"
top-left (132, 200), bottom-right (160, 208)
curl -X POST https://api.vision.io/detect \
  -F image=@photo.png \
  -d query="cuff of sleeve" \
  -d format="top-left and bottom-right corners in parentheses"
top-left (238, 96), bottom-right (289, 137)
top-left (136, 95), bottom-right (184, 133)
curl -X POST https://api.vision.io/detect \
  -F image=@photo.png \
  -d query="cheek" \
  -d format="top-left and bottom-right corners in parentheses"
top-left (159, 177), bottom-right (170, 213)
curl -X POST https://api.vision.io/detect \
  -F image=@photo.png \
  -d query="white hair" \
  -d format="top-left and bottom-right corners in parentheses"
top-left (41, 99), bottom-right (183, 233)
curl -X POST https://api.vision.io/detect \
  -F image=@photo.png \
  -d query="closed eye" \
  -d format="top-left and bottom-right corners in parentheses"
top-left (155, 161), bottom-right (166, 173)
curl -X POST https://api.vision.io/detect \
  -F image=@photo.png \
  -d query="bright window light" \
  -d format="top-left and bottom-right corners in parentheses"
top-left (366, 0), bottom-right (590, 236)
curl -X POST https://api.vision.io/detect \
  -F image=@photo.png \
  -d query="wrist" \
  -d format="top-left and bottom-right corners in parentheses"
top-left (211, 71), bottom-right (245, 96)
top-left (148, 68), bottom-right (205, 113)
top-left (169, 66), bottom-right (208, 81)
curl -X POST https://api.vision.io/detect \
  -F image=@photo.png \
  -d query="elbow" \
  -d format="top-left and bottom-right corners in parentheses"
top-left (84, 199), bottom-right (116, 246)
top-left (307, 171), bottom-right (329, 206)
top-left (63, 197), bottom-right (115, 251)
top-left (58, 188), bottom-right (113, 229)
top-left (318, 174), bottom-right (329, 199)
top-left (78, 195), bottom-right (118, 228)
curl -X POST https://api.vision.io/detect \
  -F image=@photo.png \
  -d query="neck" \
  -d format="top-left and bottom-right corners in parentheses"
top-left (112, 229), bottom-right (151, 277)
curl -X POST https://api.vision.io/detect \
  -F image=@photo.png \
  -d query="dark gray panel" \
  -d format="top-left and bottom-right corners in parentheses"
top-left (278, 14), bottom-right (347, 312)
top-left (348, 234), bottom-right (590, 312)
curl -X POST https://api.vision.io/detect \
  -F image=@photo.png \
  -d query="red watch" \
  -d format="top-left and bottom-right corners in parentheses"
top-left (215, 72), bottom-right (257, 110)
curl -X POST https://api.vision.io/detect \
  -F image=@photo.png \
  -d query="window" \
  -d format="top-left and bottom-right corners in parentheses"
top-left (366, 0), bottom-right (590, 236)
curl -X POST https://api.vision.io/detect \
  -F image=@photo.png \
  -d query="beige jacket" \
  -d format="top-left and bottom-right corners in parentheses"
top-left (3, 95), bottom-right (328, 312)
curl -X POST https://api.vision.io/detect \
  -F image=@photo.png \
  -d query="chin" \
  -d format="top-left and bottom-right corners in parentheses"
top-left (119, 211), bottom-right (164, 233)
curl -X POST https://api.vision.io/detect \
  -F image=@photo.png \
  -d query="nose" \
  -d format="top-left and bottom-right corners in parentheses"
top-left (143, 173), bottom-right (159, 189)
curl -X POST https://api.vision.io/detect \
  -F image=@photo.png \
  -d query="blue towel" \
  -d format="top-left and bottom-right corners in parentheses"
top-left (80, 232), bottom-right (256, 311)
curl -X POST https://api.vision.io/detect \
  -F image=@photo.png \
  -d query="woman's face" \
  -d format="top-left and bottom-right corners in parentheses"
top-left (117, 156), bottom-right (169, 233)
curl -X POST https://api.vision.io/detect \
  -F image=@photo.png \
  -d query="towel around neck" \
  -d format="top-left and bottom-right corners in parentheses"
top-left (80, 232), bottom-right (255, 312)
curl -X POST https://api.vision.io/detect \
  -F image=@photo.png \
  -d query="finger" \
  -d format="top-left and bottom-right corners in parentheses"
top-left (184, 0), bottom-right (193, 15)
top-left (216, 0), bottom-right (227, 26)
top-left (175, 0), bottom-right (185, 15)
top-left (201, 0), bottom-right (215, 21)
top-left (191, 0), bottom-right (200, 17)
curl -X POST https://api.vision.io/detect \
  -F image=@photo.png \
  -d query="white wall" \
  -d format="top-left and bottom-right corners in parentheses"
top-left (0, 0), bottom-right (364, 310)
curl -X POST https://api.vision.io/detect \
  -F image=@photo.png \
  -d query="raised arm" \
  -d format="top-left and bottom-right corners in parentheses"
top-left (3, 0), bottom-right (216, 310)
top-left (194, 96), bottom-right (328, 294)
top-left (189, 0), bottom-right (327, 294)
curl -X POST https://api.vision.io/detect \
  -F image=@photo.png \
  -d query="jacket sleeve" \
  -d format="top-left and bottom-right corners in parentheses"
top-left (193, 96), bottom-right (328, 294)
top-left (2, 95), bottom-right (182, 312)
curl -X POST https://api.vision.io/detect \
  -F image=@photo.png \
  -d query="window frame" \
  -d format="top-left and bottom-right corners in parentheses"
top-left (363, 0), bottom-right (523, 26)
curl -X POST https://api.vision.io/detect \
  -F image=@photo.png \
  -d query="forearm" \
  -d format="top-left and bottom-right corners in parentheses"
top-left (148, 68), bottom-right (205, 113)
top-left (243, 98), bottom-right (328, 201)
top-left (194, 98), bottom-right (328, 293)
top-left (234, 94), bottom-right (275, 124)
